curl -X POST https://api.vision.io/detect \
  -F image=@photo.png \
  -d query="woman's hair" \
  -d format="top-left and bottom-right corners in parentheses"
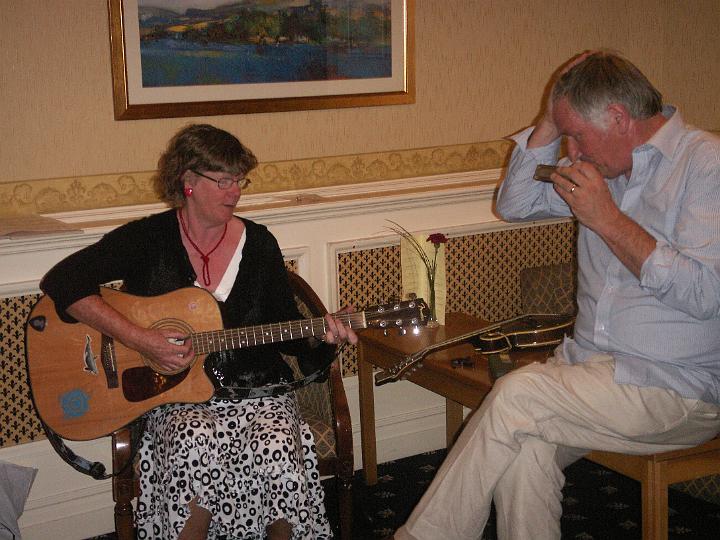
top-left (552, 51), bottom-right (663, 126)
top-left (153, 124), bottom-right (258, 207)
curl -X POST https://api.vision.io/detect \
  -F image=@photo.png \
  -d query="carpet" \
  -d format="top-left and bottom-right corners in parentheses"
top-left (87, 450), bottom-right (720, 539)
top-left (327, 450), bottom-right (720, 539)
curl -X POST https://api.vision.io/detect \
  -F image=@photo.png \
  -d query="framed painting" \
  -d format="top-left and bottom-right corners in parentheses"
top-left (108, 0), bottom-right (414, 120)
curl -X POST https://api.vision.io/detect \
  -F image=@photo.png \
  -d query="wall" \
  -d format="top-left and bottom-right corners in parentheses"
top-left (2, 1), bottom-right (719, 187)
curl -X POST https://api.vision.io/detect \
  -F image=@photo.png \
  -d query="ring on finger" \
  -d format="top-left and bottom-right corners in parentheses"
top-left (570, 185), bottom-right (576, 193)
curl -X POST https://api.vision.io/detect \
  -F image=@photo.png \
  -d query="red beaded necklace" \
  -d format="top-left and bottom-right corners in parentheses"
top-left (178, 209), bottom-right (227, 287)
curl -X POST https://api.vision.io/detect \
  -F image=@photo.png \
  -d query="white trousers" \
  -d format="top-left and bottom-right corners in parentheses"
top-left (395, 352), bottom-right (720, 540)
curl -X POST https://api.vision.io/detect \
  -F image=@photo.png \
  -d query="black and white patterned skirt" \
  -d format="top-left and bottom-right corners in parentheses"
top-left (135, 394), bottom-right (332, 539)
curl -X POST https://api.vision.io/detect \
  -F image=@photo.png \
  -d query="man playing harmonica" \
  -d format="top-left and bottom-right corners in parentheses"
top-left (393, 50), bottom-right (720, 540)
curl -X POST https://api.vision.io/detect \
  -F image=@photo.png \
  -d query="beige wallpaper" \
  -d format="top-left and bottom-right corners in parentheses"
top-left (2, 1), bottom-right (719, 188)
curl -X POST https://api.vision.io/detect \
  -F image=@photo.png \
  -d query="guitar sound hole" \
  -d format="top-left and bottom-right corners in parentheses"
top-left (146, 318), bottom-right (195, 375)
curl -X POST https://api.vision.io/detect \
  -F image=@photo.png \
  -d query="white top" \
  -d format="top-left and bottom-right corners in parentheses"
top-left (195, 229), bottom-right (247, 302)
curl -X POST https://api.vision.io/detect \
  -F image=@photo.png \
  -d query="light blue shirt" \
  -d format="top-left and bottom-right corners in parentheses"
top-left (497, 107), bottom-right (720, 404)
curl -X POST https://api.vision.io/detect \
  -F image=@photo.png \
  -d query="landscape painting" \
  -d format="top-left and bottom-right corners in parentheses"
top-left (109, 0), bottom-right (414, 119)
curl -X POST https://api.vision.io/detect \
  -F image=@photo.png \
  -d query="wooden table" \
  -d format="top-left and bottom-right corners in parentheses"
top-left (357, 312), bottom-right (550, 485)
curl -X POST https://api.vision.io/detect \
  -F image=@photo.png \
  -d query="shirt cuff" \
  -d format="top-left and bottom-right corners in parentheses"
top-left (509, 126), bottom-right (562, 163)
top-left (639, 240), bottom-right (671, 290)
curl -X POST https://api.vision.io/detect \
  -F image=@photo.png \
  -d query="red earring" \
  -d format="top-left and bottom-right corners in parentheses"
top-left (183, 186), bottom-right (193, 197)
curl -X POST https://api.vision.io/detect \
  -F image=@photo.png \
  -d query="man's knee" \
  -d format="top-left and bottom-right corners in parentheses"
top-left (491, 366), bottom-right (551, 408)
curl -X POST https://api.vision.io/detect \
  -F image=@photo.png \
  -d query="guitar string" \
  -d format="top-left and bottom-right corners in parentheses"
top-left (191, 313), bottom-right (368, 354)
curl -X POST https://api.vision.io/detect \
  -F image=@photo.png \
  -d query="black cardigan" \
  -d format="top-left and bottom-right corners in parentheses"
top-left (40, 210), bottom-right (329, 389)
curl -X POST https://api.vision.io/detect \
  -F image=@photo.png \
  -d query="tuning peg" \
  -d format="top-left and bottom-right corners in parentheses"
top-left (398, 327), bottom-right (407, 336)
top-left (383, 328), bottom-right (388, 336)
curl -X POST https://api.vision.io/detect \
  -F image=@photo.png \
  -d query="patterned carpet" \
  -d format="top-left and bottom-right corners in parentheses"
top-left (328, 450), bottom-right (720, 540)
top-left (88, 450), bottom-right (720, 539)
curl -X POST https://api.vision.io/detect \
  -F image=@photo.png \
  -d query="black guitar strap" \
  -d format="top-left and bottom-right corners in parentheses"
top-left (40, 417), bottom-right (146, 480)
top-left (42, 420), bottom-right (109, 479)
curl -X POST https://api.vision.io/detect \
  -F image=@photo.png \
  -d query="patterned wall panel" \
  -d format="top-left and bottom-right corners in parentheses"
top-left (336, 245), bottom-right (404, 377)
top-left (1, 294), bottom-right (44, 447)
top-left (445, 222), bottom-right (577, 322)
top-left (336, 221), bottom-right (577, 377)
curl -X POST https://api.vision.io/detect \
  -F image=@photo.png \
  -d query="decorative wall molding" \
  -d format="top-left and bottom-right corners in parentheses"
top-left (1, 140), bottom-right (511, 217)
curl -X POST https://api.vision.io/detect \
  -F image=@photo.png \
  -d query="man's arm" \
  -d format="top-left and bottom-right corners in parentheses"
top-left (553, 160), bottom-right (655, 278)
top-left (496, 129), bottom-right (572, 221)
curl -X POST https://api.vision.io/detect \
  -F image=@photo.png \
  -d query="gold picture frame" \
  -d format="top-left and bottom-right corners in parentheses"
top-left (108, 0), bottom-right (414, 120)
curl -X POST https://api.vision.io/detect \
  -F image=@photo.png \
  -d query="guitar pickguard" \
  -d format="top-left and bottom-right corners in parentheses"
top-left (122, 366), bottom-right (188, 402)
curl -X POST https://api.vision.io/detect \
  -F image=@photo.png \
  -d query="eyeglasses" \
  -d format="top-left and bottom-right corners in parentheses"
top-left (191, 169), bottom-right (251, 190)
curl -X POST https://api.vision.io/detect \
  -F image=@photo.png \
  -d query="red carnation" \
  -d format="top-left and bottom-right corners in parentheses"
top-left (427, 233), bottom-right (448, 245)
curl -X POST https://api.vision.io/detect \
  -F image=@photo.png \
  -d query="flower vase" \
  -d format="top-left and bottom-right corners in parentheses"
top-left (427, 281), bottom-right (439, 327)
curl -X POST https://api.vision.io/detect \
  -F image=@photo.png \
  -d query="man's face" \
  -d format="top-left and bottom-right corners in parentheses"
top-left (552, 98), bottom-right (632, 179)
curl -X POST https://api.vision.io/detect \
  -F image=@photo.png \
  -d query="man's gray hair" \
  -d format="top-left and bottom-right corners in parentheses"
top-left (552, 51), bottom-right (663, 125)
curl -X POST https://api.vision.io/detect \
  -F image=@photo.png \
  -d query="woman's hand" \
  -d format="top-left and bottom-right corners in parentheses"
top-left (322, 307), bottom-right (359, 346)
top-left (128, 326), bottom-right (195, 373)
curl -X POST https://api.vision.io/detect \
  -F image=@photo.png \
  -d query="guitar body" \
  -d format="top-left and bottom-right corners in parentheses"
top-left (25, 287), bottom-right (219, 441)
top-left (470, 314), bottom-right (574, 354)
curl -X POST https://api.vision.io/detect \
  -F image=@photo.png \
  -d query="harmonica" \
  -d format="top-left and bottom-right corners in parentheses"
top-left (533, 164), bottom-right (558, 182)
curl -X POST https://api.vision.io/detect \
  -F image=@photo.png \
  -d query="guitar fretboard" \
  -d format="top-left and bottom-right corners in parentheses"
top-left (191, 312), bottom-right (368, 354)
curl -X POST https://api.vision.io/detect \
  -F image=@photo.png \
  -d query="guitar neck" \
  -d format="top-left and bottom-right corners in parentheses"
top-left (191, 312), bottom-right (367, 354)
top-left (374, 314), bottom-right (542, 385)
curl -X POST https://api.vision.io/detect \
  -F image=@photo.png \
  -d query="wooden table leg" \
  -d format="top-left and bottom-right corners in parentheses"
top-left (358, 342), bottom-right (378, 485)
top-left (446, 398), bottom-right (464, 447)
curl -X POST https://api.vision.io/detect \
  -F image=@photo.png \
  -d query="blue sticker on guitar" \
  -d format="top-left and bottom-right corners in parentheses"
top-left (60, 389), bottom-right (89, 418)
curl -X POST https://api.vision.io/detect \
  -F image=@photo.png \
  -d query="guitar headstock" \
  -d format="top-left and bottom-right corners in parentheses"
top-left (364, 298), bottom-right (429, 330)
top-left (374, 357), bottom-right (423, 386)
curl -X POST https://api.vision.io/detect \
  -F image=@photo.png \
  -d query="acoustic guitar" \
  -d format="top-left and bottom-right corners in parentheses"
top-left (375, 313), bottom-right (574, 385)
top-left (25, 287), bottom-right (426, 441)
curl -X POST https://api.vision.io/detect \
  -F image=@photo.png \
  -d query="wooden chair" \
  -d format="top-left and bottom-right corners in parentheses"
top-left (588, 440), bottom-right (720, 540)
top-left (112, 270), bottom-right (353, 539)
top-left (520, 262), bottom-right (720, 540)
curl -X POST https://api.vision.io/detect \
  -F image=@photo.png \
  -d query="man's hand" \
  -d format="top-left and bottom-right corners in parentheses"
top-left (552, 161), bottom-right (622, 232)
top-left (528, 51), bottom-right (593, 148)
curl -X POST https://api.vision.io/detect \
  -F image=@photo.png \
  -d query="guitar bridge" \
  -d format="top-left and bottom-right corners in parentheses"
top-left (101, 334), bottom-right (119, 388)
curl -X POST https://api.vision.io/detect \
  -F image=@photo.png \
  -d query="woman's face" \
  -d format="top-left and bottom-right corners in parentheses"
top-left (184, 169), bottom-right (244, 226)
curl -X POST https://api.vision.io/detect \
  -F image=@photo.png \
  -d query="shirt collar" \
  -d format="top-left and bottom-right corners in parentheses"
top-left (640, 105), bottom-right (684, 160)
